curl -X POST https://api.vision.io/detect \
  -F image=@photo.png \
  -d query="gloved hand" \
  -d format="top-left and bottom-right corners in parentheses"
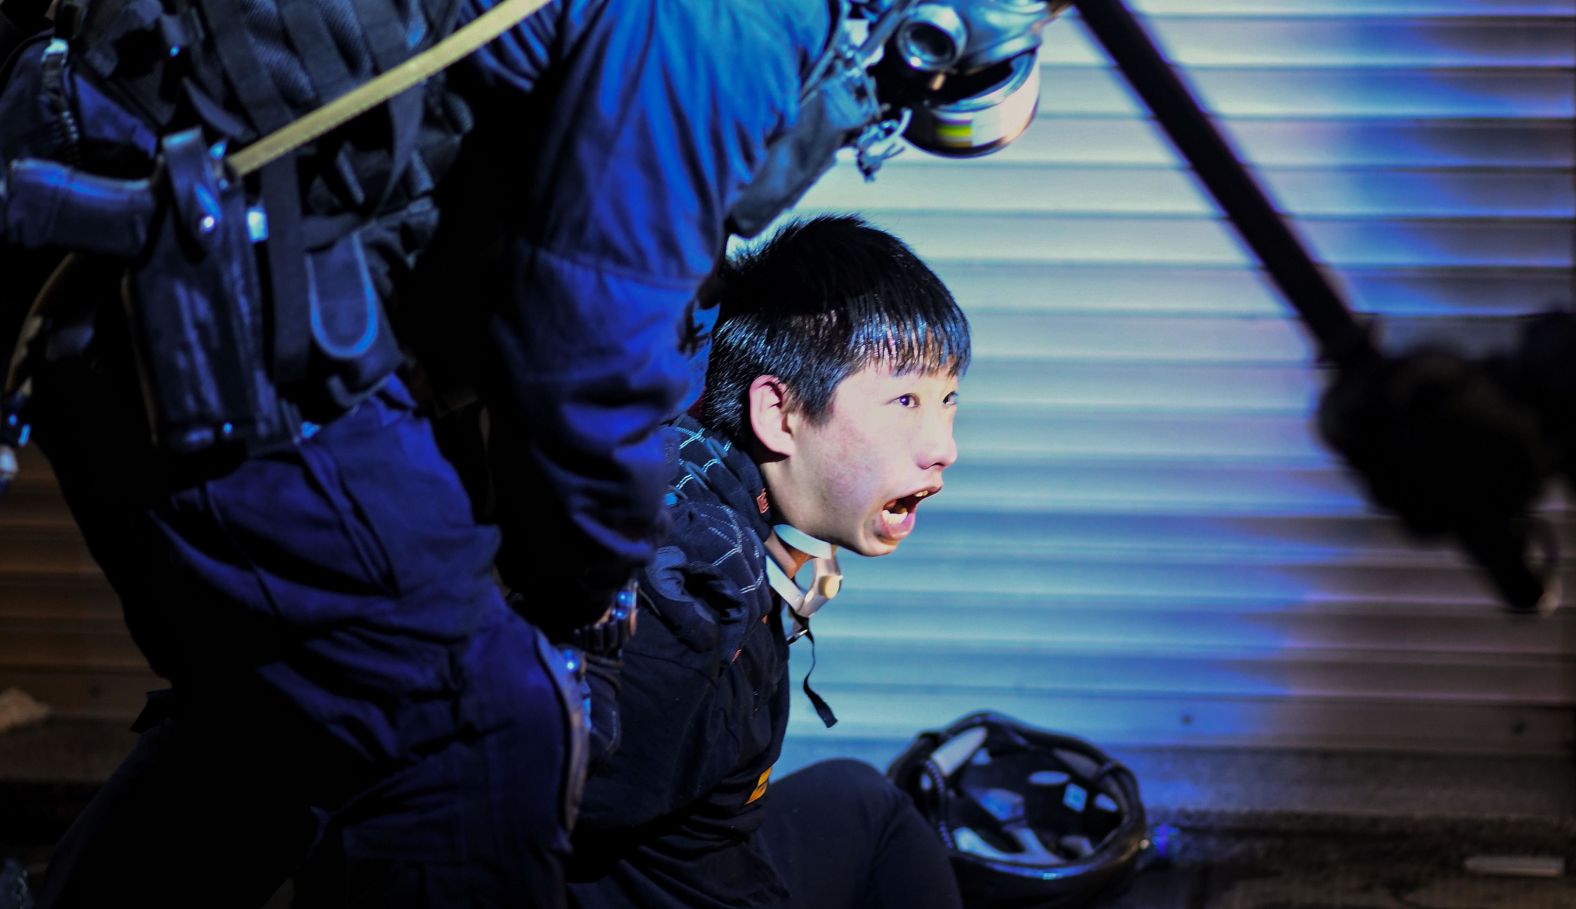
top-left (513, 581), bottom-right (637, 768)
top-left (1317, 347), bottom-right (1556, 612)
top-left (508, 579), bottom-right (638, 651)
top-left (1317, 347), bottom-right (1548, 539)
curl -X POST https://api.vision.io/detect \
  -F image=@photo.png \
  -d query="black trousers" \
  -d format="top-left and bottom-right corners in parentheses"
top-left (29, 349), bottom-right (576, 908)
top-left (759, 759), bottom-right (964, 909)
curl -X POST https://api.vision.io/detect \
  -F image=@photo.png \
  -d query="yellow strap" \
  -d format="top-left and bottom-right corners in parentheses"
top-left (229, 0), bottom-right (552, 176)
top-left (747, 767), bottom-right (772, 804)
top-left (6, 0), bottom-right (552, 398)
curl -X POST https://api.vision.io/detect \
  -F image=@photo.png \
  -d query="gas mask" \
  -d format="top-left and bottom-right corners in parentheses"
top-left (726, 0), bottom-right (1069, 237)
top-left (867, 0), bottom-right (1071, 157)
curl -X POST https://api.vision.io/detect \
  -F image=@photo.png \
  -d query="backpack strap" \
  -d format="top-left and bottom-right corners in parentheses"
top-left (211, 0), bottom-right (551, 385)
top-left (227, 0), bottom-right (553, 176)
top-left (276, 5), bottom-right (354, 103)
top-left (190, 0), bottom-right (293, 136)
top-left (189, 0), bottom-right (316, 382)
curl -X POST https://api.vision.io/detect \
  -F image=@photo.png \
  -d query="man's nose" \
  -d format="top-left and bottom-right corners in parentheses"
top-left (918, 412), bottom-right (958, 471)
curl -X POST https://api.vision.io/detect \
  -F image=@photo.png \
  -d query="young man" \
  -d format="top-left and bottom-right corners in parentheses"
top-left (567, 216), bottom-right (969, 909)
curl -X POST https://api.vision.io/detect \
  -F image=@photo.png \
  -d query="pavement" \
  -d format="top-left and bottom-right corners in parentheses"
top-left (3, 718), bottom-right (1574, 907)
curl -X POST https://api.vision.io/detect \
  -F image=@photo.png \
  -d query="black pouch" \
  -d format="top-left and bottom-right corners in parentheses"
top-left (123, 127), bottom-right (294, 453)
top-left (300, 231), bottom-right (403, 416)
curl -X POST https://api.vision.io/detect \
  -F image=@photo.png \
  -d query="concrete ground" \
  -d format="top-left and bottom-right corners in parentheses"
top-left (1108, 861), bottom-right (1576, 909)
top-left (4, 718), bottom-right (1574, 907)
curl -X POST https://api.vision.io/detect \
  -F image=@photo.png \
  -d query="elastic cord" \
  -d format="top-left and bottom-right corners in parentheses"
top-left (774, 523), bottom-right (835, 559)
top-left (798, 624), bottom-right (837, 728)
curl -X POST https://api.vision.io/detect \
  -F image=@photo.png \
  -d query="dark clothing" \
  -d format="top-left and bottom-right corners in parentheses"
top-left (5, 0), bottom-right (835, 902)
top-left (438, 0), bottom-right (834, 612)
top-left (760, 760), bottom-right (965, 909)
top-left (38, 619), bottom-right (571, 909)
top-left (29, 337), bottom-right (577, 907)
top-left (23, 0), bottom-right (834, 618)
top-left (569, 418), bottom-right (791, 908)
top-left (566, 419), bottom-right (961, 909)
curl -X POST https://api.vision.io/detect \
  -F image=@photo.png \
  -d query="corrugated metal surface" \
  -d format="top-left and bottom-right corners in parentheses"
top-left (0, 3), bottom-right (1571, 756)
top-left (0, 447), bottom-right (156, 719)
top-left (784, 1), bottom-right (1576, 755)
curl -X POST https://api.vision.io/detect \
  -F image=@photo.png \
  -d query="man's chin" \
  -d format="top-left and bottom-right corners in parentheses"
top-left (857, 531), bottom-right (903, 557)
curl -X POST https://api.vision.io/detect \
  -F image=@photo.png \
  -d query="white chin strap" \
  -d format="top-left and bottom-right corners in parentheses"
top-left (766, 524), bottom-right (842, 643)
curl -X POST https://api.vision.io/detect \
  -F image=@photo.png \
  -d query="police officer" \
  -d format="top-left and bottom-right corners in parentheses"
top-left (0, 0), bottom-right (1068, 905)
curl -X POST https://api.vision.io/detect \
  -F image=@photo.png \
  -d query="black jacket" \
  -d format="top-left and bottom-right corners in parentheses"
top-left (568, 416), bottom-right (793, 909)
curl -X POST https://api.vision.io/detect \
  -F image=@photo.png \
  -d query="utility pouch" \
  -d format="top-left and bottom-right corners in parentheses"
top-left (124, 127), bottom-right (293, 453)
top-left (301, 232), bottom-right (403, 414)
top-left (0, 141), bottom-right (291, 458)
top-left (1, 0), bottom-right (554, 468)
top-left (1, 29), bottom-right (291, 458)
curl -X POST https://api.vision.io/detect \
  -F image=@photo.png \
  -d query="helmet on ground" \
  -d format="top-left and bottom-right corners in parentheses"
top-left (888, 711), bottom-right (1148, 908)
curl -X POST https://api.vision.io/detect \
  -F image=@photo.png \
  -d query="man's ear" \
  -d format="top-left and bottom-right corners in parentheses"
top-left (747, 375), bottom-right (795, 458)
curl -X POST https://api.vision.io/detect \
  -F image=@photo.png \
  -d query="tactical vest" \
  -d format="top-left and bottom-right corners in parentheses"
top-left (1, 0), bottom-right (475, 454)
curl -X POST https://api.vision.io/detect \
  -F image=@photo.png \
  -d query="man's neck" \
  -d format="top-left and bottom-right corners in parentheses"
top-left (764, 532), bottom-right (812, 578)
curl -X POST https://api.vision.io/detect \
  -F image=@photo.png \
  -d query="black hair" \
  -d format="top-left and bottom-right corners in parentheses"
top-left (699, 215), bottom-right (971, 442)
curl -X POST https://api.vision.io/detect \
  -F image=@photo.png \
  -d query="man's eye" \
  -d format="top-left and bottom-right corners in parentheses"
top-left (944, 392), bottom-right (959, 406)
top-left (896, 394), bottom-right (917, 407)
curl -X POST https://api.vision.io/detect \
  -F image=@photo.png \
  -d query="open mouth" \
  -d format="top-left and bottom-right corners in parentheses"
top-left (880, 486), bottom-right (941, 538)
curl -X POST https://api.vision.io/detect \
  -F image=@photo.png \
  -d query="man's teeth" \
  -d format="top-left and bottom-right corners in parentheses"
top-left (881, 492), bottom-right (934, 532)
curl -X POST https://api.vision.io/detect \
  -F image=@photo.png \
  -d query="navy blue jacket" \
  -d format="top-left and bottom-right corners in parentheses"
top-left (455, 0), bottom-right (834, 612)
top-left (568, 416), bottom-right (795, 909)
top-left (1, 0), bottom-right (836, 622)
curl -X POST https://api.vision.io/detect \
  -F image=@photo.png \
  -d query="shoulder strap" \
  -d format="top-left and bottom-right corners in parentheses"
top-left (345, 0), bottom-right (425, 208)
top-left (228, 0), bottom-right (551, 177)
top-left (219, 0), bottom-right (548, 383)
top-left (192, 0), bottom-right (294, 135)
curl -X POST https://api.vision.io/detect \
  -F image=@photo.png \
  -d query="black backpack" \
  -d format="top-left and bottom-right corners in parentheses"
top-left (0, 0), bottom-right (474, 458)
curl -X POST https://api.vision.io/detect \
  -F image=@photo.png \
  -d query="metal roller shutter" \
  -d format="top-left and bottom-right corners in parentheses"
top-left (784, 0), bottom-right (1576, 756)
top-left (0, 3), bottom-right (1570, 756)
top-left (0, 447), bottom-right (153, 720)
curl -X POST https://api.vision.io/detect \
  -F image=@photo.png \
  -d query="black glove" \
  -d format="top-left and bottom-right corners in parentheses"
top-left (1501, 311), bottom-right (1576, 486)
top-left (1317, 347), bottom-right (1556, 612)
top-left (513, 581), bottom-right (638, 767)
top-left (510, 579), bottom-right (638, 650)
top-left (1318, 348), bottom-right (1549, 538)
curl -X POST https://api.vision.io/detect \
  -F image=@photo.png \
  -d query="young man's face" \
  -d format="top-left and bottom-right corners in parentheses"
top-left (767, 362), bottom-right (960, 557)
